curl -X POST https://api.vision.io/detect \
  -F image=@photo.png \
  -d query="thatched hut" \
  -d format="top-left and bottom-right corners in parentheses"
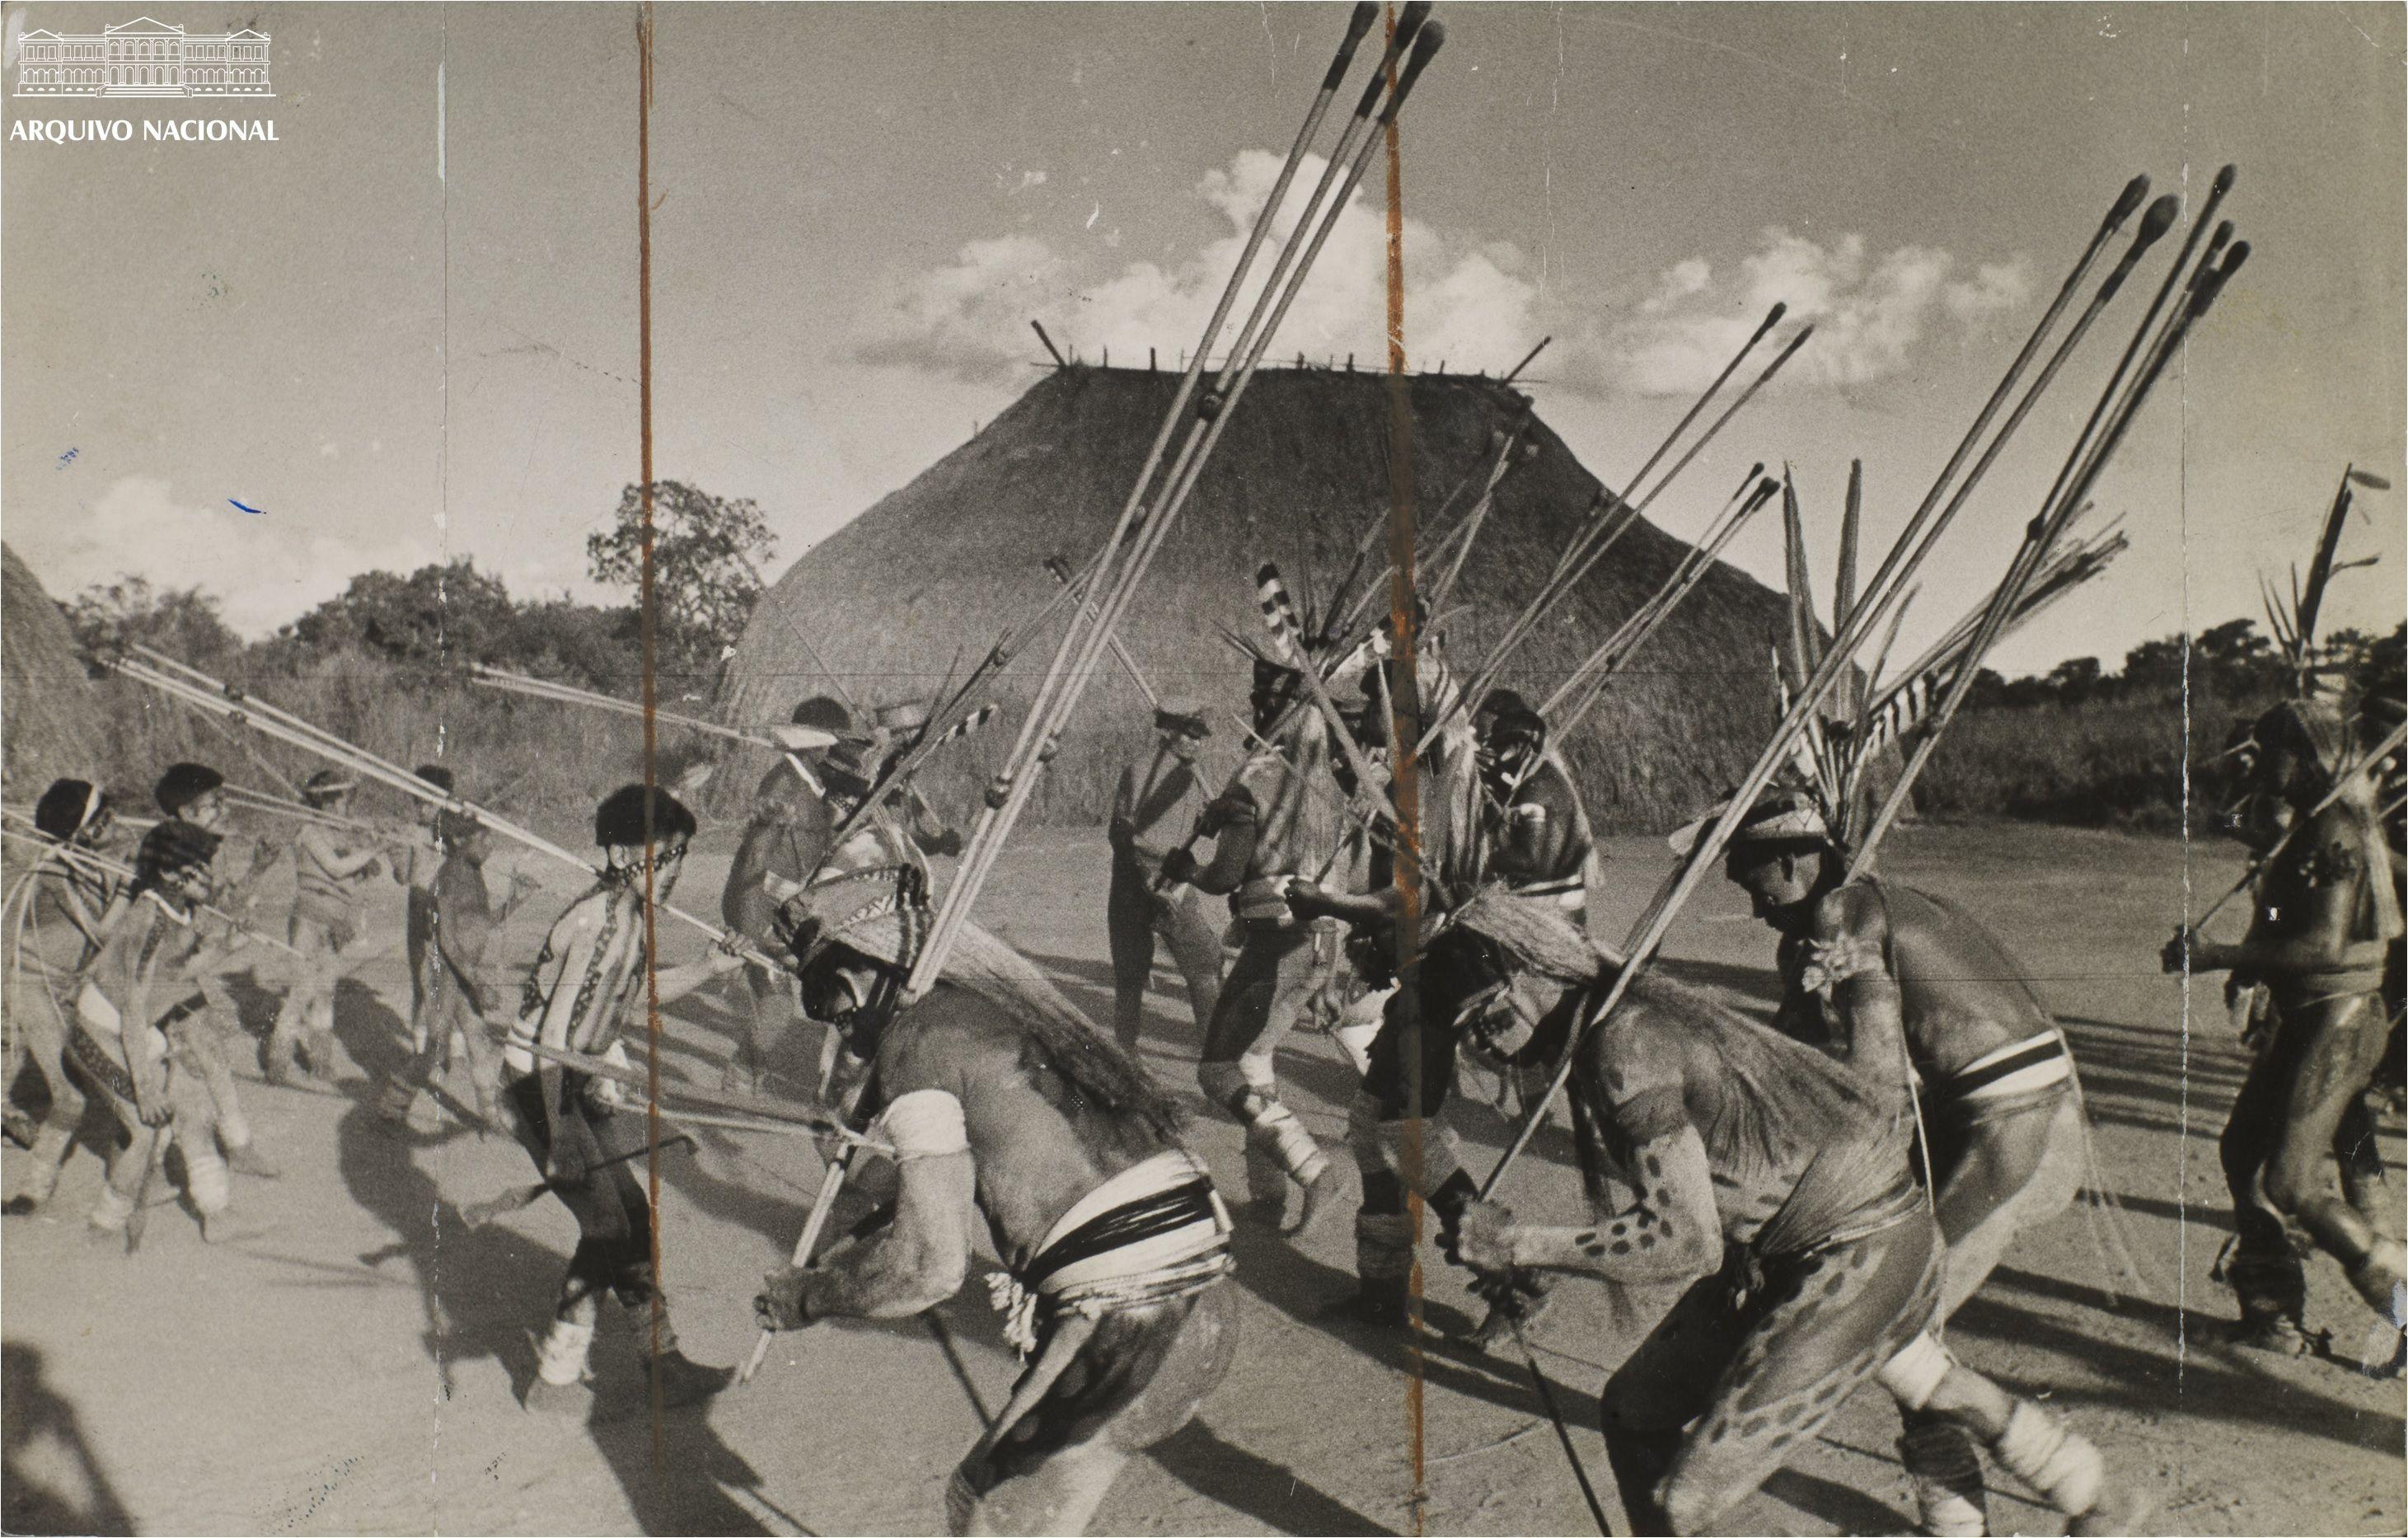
top-left (2, 544), bottom-right (105, 796)
top-left (728, 367), bottom-right (1793, 832)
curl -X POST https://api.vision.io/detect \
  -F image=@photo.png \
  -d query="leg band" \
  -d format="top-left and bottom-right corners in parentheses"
top-left (2348, 1239), bottom-right (2407, 1324)
top-left (89, 1182), bottom-right (134, 1233)
top-left (1356, 1212), bottom-right (1416, 1282)
top-left (1375, 1117), bottom-right (1465, 1201)
top-left (1878, 1330), bottom-right (1954, 1411)
top-left (1900, 1417), bottom-right (1989, 1537)
top-left (1249, 1100), bottom-right (1328, 1187)
top-left (1197, 1059), bottom-right (1248, 1115)
top-left (185, 1151), bottom-right (232, 1216)
top-left (1994, 1401), bottom-right (2101, 1517)
top-left (536, 1319), bottom-right (597, 1386)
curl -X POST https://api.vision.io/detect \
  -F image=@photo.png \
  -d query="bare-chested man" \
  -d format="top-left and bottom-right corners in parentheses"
top-left (1441, 893), bottom-right (2129, 1536)
top-left (755, 866), bottom-right (1236, 1537)
top-left (1161, 655), bottom-right (1347, 1232)
top-left (508, 784), bottom-right (745, 1414)
top-left (1105, 698), bottom-right (1222, 1052)
top-left (378, 812), bottom-right (536, 1131)
top-left (4, 780), bottom-right (127, 1212)
top-left (1472, 689), bottom-right (1598, 926)
top-left (267, 770), bottom-right (390, 1085)
top-left (1705, 785), bottom-right (2091, 1535)
top-left (73, 822), bottom-right (249, 1246)
top-left (2169, 696), bottom-right (2406, 1362)
top-left (149, 763), bottom-right (278, 1180)
top-left (400, 764), bottom-right (453, 1059)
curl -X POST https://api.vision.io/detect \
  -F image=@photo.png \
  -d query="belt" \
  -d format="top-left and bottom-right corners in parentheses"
top-left (1942, 1030), bottom-right (2072, 1103)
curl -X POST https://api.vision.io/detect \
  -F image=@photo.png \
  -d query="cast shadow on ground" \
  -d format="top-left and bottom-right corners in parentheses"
top-left (1149, 1418), bottom-right (1398, 1536)
top-left (327, 989), bottom-right (777, 1535)
top-left (1213, 1217), bottom-right (1572, 1429)
top-left (1953, 1272), bottom-right (2406, 1454)
top-left (2, 1343), bottom-right (136, 1536)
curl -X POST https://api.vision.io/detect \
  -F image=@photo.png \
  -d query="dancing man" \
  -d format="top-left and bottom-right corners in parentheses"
top-left (73, 822), bottom-right (245, 1245)
top-left (1440, 893), bottom-right (2129, 1536)
top-left (3, 780), bottom-right (127, 1212)
top-left (508, 783), bottom-right (744, 1414)
top-left (756, 865), bottom-right (1236, 1536)
top-left (2170, 695), bottom-right (2406, 1362)
top-left (1105, 696), bottom-right (1222, 1051)
top-left (1163, 654), bottom-right (1347, 1232)
top-left (1705, 783), bottom-right (2092, 1535)
top-left (267, 770), bottom-right (388, 1085)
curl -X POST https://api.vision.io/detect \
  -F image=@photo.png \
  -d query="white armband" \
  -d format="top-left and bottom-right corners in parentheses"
top-left (879, 1089), bottom-right (970, 1162)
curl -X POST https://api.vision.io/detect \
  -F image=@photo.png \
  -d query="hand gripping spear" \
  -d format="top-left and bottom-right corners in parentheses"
top-left (1480, 172), bottom-right (2168, 1199)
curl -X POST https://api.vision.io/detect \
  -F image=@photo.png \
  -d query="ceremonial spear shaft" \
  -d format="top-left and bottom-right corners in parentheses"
top-left (912, 17), bottom-right (1444, 996)
top-left (112, 656), bottom-right (782, 969)
top-left (1481, 173), bottom-right (2158, 1197)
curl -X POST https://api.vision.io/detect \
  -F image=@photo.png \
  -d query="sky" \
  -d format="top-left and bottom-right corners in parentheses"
top-left (3, 2), bottom-right (2401, 682)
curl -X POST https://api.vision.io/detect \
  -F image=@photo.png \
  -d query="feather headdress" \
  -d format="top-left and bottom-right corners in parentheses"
top-left (1759, 466), bottom-right (2132, 855)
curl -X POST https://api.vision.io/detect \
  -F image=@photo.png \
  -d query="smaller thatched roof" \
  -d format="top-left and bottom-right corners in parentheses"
top-left (2, 544), bottom-right (105, 795)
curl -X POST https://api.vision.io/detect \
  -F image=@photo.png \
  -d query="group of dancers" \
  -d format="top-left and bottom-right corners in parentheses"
top-left (3, 601), bottom-right (2401, 1536)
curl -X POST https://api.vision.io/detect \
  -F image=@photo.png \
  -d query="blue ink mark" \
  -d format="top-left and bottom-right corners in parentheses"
top-left (228, 498), bottom-right (265, 515)
top-left (56, 448), bottom-right (77, 470)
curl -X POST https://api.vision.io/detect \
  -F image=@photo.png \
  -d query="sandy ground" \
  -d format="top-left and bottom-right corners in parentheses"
top-left (3, 823), bottom-right (2402, 1537)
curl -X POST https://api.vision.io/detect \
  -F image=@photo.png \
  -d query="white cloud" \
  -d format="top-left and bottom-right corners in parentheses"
top-left (856, 149), bottom-right (1548, 386)
top-left (858, 157), bottom-right (2035, 405)
top-left (20, 475), bottom-right (424, 637)
top-left (1615, 229), bottom-right (2036, 396)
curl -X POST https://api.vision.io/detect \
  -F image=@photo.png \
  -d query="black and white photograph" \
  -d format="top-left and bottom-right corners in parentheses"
top-left (2, 4), bottom-right (2403, 1534)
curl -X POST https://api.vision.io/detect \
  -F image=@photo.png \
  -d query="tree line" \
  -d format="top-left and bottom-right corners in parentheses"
top-left (64, 481), bottom-right (772, 693)
top-left (1965, 617), bottom-right (2402, 711)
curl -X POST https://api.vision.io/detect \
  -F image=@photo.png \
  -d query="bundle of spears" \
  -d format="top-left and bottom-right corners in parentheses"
top-left (101, 644), bottom-right (783, 971)
top-left (1486, 165), bottom-right (2250, 1197)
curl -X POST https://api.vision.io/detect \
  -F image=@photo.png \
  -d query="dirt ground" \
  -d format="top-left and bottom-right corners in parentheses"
top-left (3, 823), bottom-right (2402, 1536)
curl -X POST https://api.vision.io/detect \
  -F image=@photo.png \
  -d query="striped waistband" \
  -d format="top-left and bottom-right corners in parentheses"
top-left (1941, 1029), bottom-right (2072, 1103)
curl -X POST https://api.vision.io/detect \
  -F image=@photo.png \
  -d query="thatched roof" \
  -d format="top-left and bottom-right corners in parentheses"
top-left (2, 543), bottom-right (105, 795)
top-left (728, 367), bottom-right (1793, 831)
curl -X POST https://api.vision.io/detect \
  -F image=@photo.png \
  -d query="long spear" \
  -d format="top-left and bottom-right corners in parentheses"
top-left (0, 820), bottom-right (302, 956)
top-left (1848, 199), bottom-right (2221, 869)
top-left (1482, 172), bottom-right (2172, 1198)
top-left (108, 655), bottom-right (783, 970)
top-left (1429, 317), bottom-right (1810, 757)
top-left (472, 664), bottom-right (836, 754)
top-left (910, 12), bottom-right (1443, 1001)
top-left (1544, 475), bottom-right (1783, 730)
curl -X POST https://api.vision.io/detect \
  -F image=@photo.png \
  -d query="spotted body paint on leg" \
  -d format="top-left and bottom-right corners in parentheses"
top-left (1646, 1219), bottom-right (1941, 1535)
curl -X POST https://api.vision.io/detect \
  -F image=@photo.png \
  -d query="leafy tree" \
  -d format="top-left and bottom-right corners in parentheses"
top-left (2120, 635), bottom-right (2190, 694)
top-left (289, 560), bottom-right (517, 666)
top-left (67, 576), bottom-right (241, 666)
top-left (587, 481), bottom-right (775, 675)
top-left (2045, 655), bottom-right (2104, 707)
top-left (2194, 617), bottom-right (2279, 696)
top-left (505, 598), bottom-right (644, 693)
